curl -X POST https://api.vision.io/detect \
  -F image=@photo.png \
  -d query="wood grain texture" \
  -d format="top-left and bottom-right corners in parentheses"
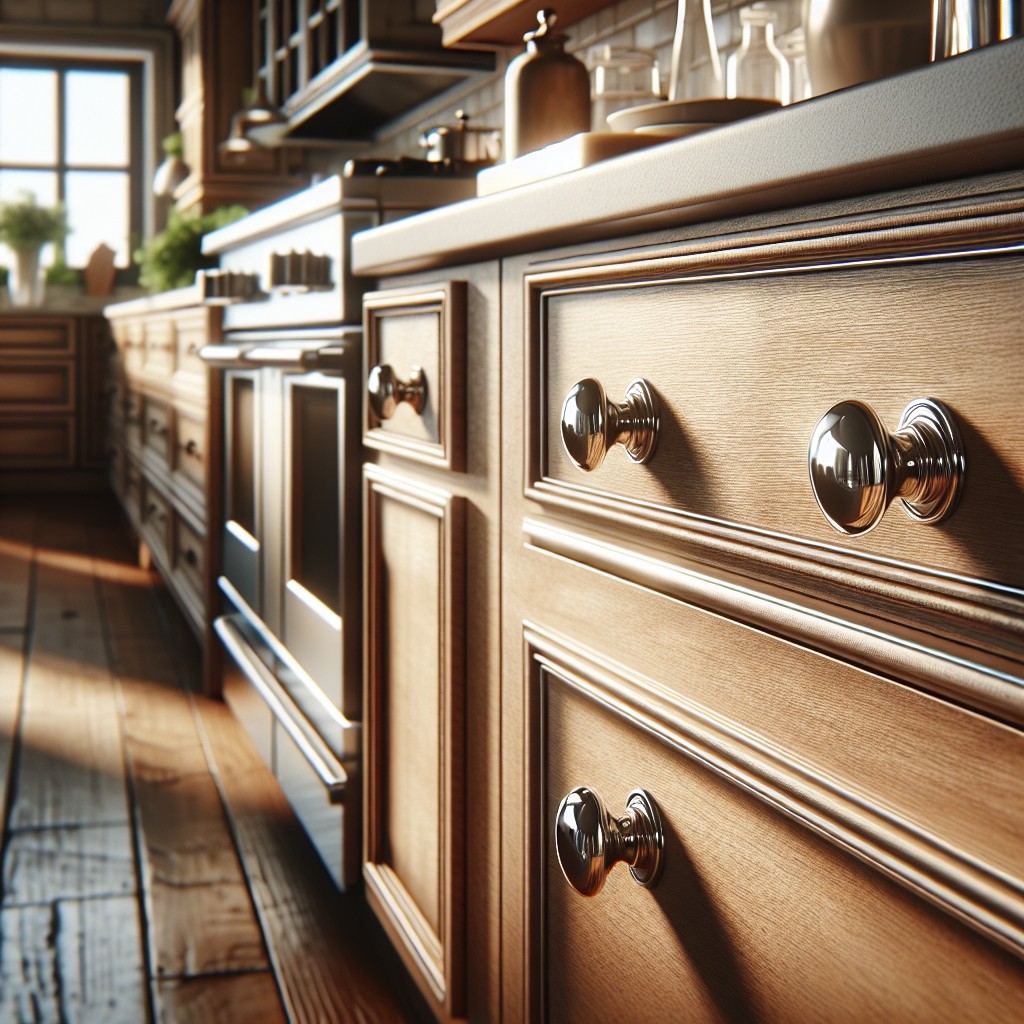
top-left (13, 509), bottom-right (129, 831)
top-left (531, 248), bottom-right (1024, 592)
top-left (530, 656), bottom-right (1024, 1022)
top-left (3, 826), bottom-right (135, 905)
top-left (89, 510), bottom-right (270, 982)
top-left (154, 971), bottom-right (286, 1024)
top-left (363, 464), bottom-right (466, 1018)
top-left (495, 182), bottom-right (1024, 1021)
top-left (0, 898), bottom-right (147, 1024)
top-left (363, 282), bottom-right (467, 471)
top-left (194, 688), bottom-right (431, 1024)
top-left (0, 499), bottom-right (33, 630)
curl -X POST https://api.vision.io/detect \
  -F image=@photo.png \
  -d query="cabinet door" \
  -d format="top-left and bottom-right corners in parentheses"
top-left (363, 463), bottom-right (465, 1019)
top-left (512, 620), bottom-right (1024, 1023)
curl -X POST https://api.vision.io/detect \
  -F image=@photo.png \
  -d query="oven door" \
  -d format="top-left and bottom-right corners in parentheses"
top-left (281, 345), bottom-right (361, 721)
top-left (222, 367), bottom-right (262, 613)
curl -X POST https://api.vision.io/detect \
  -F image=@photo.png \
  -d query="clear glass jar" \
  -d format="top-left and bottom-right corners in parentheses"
top-left (726, 7), bottom-right (790, 104)
top-left (777, 25), bottom-right (811, 102)
top-left (590, 46), bottom-right (661, 131)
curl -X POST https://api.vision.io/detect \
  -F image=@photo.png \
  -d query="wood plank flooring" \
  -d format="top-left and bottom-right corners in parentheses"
top-left (0, 494), bottom-right (427, 1023)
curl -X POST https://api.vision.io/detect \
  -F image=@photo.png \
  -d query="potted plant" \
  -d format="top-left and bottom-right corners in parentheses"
top-left (0, 191), bottom-right (69, 306)
top-left (134, 204), bottom-right (247, 294)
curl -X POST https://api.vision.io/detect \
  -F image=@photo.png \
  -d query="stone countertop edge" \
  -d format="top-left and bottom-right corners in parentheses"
top-left (351, 39), bottom-right (1024, 276)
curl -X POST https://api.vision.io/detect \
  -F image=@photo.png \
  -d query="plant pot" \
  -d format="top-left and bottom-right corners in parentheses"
top-left (8, 247), bottom-right (45, 306)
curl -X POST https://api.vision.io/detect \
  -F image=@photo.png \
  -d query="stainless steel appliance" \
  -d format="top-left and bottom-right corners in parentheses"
top-left (200, 168), bottom-right (475, 888)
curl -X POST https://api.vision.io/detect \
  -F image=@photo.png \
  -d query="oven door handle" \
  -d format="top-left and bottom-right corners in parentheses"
top-left (198, 343), bottom-right (251, 367)
top-left (214, 613), bottom-right (351, 802)
top-left (199, 342), bottom-right (354, 373)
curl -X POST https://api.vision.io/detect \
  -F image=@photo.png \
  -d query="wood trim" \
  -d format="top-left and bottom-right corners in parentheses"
top-left (363, 463), bottom-right (466, 1018)
top-left (524, 516), bottom-right (1024, 727)
top-left (521, 232), bottom-right (1024, 671)
top-left (363, 281), bottom-right (466, 471)
top-left (521, 621), bottom-right (1024, 999)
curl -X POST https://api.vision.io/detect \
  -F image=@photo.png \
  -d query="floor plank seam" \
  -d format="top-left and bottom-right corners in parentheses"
top-left (184, 695), bottom-right (296, 1022)
top-left (0, 549), bottom-right (36, 908)
top-left (6, 821), bottom-right (132, 835)
top-left (91, 518), bottom-right (158, 1024)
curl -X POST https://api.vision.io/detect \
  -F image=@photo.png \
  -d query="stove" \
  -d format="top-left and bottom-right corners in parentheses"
top-left (199, 167), bottom-right (475, 888)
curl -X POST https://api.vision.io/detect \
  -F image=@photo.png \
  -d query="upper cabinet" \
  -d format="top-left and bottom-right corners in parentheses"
top-left (168, 0), bottom-right (300, 213)
top-left (433, 0), bottom-right (611, 46)
top-left (254, 0), bottom-right (494, 141)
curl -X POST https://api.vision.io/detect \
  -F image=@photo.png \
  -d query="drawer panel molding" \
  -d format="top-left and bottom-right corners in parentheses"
top-left (363, 463), bottom-right (466, 1017)
top-left (521, 624), bottom-right (1024, 976)
top-left (363, 281), bottom-right (466, 470)
top-left (523, 243), bottom-right (1024, 663)
top-left (524, 516), bottom-right (1024, 727)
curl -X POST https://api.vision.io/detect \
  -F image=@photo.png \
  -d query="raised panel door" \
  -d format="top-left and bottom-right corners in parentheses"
top-left (363, 462), bottom-right (465, 1019)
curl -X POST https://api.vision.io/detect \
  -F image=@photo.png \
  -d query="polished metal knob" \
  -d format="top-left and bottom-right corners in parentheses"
top-left (560, 378), bottom-right (659, 472)
top-left (367, 363), bottom-right (426, 421)
top-left (554, 787), bottom-right (664, 897)
top-left (808, 397), bottom-right (966, 536)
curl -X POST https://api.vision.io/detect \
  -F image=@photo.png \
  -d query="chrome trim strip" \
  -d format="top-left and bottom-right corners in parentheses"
top-left (214, 613), bottom-right (349, 801)
top-left (218, 575), bottom-right (361, 753)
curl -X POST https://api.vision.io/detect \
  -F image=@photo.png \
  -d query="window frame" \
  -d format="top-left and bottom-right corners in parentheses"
top-left (0, 53), bottom-right (144, 273)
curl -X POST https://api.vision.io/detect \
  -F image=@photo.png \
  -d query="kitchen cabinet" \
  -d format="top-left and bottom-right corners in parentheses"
top-left (104, 287), bottom-right (222, 688)
top-left (0, 313), bottom-right (108, 492)
top-left (253, 0), bottom-right (492, 141)
top-left (433, 0), bottom-right (612, 47)
top-left (167, 0), bottom-right (299, 213)
top-left (353, 43), bottom-right (1024, 1023)
top-left (361, 270), bottom-right (502, 1022)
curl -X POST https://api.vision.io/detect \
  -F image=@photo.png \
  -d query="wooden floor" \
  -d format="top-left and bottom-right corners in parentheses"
top-left (0, 493), bottom-right (427, 1023)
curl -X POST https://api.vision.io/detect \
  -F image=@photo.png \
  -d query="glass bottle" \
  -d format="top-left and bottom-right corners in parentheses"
top-left (726, 7), bottom-right (790, 104)
top-left (669, 0), bottom-right (723, 101)
top-left (590, 46), bottom-right (661, 130)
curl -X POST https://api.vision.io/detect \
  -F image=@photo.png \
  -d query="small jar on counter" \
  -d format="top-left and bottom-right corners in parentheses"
top-left (504, 8), bottom-right (591, 161)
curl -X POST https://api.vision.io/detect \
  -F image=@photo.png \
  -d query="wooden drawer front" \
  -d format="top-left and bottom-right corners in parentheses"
top-left (174, 318), bottom-right (208, 390)
top-left (521, 627), bottom-right (1024, 1023)
top-left (173, 408), bottom-right (206, 502)
top-left (141, 483), bottom-right (171, 564)
top-left (0, 364), bottom-right (73, 412)
top-left (364, 464), bottom-right (465, 1018)
top-left (142, 397), bottom-right (171, 468)
top-left (0, 320), bottom-right (72, 355)
top-left (363, 282), bottom-right (465, 470)
top-left (529, 248), bottom-right (1024, 597)
top-left (123, 389), bottom-right (144, 451)
top-left (172, 512), bottom-right (205, 616)
top-left (112, 320), bottom-right (145, 374)
top-left (143, 318), bottom-right (175, 375)
top-left (124, 460), bottom-right (143, 525)
top-left (0, 417), bottom-right (74, 467)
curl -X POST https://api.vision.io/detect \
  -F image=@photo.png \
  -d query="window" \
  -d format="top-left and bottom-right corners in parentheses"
top-left (0, 57), bottom-right (142, 270)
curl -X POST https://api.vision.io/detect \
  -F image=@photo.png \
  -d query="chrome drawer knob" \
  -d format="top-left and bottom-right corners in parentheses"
top-left (808, 398), bottom-right (966, 536)
top-left (555, 787), bottom-right (664, 897)
top-left (367, 363), bottom-right (426, 421)
top-left (560, 377), bottom-right (659, 472)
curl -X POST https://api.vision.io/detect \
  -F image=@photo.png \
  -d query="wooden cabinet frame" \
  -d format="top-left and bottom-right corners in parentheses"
top-left (363, 462), bottom-right (466, 1018)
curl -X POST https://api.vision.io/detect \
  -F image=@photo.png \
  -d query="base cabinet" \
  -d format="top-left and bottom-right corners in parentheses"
top-left (361, 269), bottom-right (501, 1022)
top-left (104, 287), bottom-right (222, 688)
top-left (495, 178), bottom-right (1024, 1021)
top-left (359, 171), bottom-right (1024, 1021)
top-left (0, 313), bottom-right (109, 489)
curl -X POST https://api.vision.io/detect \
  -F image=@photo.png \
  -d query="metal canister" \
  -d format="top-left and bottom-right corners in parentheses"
top-left (504, 9), bottom-right (591, 161)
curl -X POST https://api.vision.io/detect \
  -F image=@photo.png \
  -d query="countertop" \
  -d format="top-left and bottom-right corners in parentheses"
top-left (351, 39), bottom-right (1024, 276)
